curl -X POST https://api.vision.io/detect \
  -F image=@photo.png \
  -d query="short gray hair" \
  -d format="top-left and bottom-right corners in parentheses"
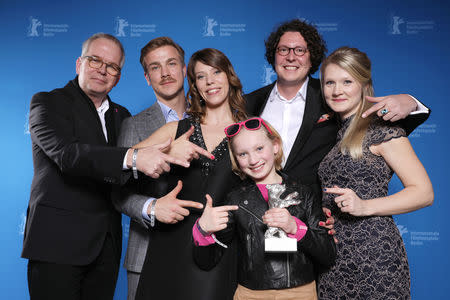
top-left (81, 33), bottom-right (125, 67)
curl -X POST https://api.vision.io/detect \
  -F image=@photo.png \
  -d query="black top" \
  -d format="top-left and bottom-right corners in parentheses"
top-left (136, 118), bottom-right (241, 300)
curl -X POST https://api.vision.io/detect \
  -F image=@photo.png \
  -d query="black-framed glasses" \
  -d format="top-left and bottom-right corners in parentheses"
top-left (224, 117), bottom-right (272, 138)
top-left (82, 56), bottom-right (121, 76)
top-left (276, 46), bottom-right (308, 57)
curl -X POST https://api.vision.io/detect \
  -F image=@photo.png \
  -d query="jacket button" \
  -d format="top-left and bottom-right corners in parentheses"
top-left (244, 200), bottom-right (248, 205)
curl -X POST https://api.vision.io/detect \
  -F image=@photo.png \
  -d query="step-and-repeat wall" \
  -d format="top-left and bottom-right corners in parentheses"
top-left (2, 0), bottom-right (448, 298)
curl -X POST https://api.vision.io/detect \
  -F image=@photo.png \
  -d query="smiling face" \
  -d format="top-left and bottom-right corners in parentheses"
top-left (231, 128), bottom-right (280, 184)
top-left (76, 38), bottom-right (122, 104)
top-left (322, 63), bottom-right (364, 119)
top-left (143, 45), bottom-right (186, 102)
top-left (194, 61), bottom-right (230, 108)
top-left (274, 31), bottom-right (312, 88)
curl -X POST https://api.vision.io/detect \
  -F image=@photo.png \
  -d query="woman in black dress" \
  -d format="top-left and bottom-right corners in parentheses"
top-left (317, 47), bottom-right (434, 299)
top-left (134, 48), bottom-right (247, 300)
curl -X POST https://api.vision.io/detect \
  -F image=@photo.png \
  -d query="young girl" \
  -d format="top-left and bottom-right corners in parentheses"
top-left (193, 117), bottom-right (336, 300)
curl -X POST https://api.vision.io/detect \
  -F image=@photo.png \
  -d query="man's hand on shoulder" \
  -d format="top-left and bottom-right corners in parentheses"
top-left (362, 94), bottom-right (417, 122)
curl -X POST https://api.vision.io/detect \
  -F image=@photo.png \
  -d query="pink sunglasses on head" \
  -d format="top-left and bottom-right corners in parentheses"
top-left (224, 117), bottom-right (272, 138)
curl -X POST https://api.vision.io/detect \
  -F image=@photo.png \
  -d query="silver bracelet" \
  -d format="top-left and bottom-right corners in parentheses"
top-left (150, 199), bottom-right (157, 227)
top-left (132, 149), bottom-right (138, 179)
top-left (212, 234), bottom-right (228, 249)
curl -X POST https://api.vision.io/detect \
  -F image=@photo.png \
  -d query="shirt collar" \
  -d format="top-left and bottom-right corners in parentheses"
top-left (157, 100), bottom-right (189, 121)
top-left (97, 99), bottom-right (110, 114)
top-left (272, 76), bottom-right (309, 103)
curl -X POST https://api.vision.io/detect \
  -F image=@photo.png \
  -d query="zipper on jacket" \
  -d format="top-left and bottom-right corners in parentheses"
top-left (286, 253), bottom-right (291, 288)
top-left (246, 234), bottom-right (252, 270)
top-left (238, 205), bottom-right (265, 224)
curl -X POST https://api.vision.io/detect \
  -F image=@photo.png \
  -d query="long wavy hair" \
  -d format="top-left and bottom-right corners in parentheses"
top-left (186, 48), bottom-right (247, 123)
top-left (320, 46), bottom-right (375, 159)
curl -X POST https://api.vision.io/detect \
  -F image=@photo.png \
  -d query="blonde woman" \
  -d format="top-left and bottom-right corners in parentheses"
top-left (317, 47), bottom-right (433, 299)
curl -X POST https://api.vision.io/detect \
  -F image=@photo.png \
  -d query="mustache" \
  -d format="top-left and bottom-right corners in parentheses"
top-left (160, 76), bottom-right (176, 84)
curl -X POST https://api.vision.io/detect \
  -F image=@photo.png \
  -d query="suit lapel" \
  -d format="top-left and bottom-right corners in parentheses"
top-left (105, 98), bottom-right (118, 146)
top-left (256, 83), bottom-right (275, 115)
top-left (148, 102), bottom-right (166, 125)
top-left (246, 82), bottom-right (275, 116)
top-left (67, 79), bottom-right (108, 144)
top-left (142, 102), bottom-right (166, 136)
top-left (284, 78), bottom-right (322, 169)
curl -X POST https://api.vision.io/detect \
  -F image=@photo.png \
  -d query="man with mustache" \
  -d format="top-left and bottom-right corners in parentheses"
top-left (22, 33), bottom-right (190, 300)
top-left (115, 37), bottom-right (205, 300)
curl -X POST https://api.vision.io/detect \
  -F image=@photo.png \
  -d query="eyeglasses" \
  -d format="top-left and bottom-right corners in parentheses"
top-left (224, 117), bottom-right (272, 138)
top-left (276, 46), bottom-right (308, 57)
top-left (82, 56), bottom-right (121, 76)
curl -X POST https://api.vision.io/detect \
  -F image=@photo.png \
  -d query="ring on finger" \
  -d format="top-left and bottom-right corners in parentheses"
top-left (380, 108), bottom-right (389, 116)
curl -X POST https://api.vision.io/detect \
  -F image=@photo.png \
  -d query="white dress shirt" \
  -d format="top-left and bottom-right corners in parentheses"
top-left (96, 99), bottom-right (110, 142)
top-left (261, 77), bottom-right (309, 165)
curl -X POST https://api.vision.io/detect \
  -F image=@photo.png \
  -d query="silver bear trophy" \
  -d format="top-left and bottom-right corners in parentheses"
top-left (264, 183), bottom-right (301, 240)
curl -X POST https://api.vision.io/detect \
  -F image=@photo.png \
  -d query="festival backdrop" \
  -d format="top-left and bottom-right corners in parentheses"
top-left (1, 0), bottom-right (449, 299)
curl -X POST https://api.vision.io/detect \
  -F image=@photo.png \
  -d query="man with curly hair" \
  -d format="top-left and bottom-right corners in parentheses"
top-left (245, 19), bottom-right (429, 198)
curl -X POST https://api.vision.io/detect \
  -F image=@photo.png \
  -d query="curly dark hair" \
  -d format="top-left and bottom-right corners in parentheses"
top-left (265, 19), bottom-right (327, 75)
top-left (186, 48), bottom-right (247, 123)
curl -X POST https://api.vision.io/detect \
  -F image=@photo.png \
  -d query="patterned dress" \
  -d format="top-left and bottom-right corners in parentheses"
top-left (317, 118), bottom-right (410, 300)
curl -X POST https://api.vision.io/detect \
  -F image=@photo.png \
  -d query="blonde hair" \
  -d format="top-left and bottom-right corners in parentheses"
top-left (228, 119), bottom-right (284, 180)
top-left (320, 46), bottom-right (375, 159)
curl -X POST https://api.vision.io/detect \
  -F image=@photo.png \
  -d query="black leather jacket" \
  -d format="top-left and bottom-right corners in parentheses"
top-left (194, 173), bottom-right (336, 290)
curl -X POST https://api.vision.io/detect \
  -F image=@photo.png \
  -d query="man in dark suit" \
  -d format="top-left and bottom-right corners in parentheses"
top-left (114, 37), bottom-right (203, 300)
top-left (22, 33), bottom-right (190, 300)
top-left (245, 19), bottom-right (429, 198)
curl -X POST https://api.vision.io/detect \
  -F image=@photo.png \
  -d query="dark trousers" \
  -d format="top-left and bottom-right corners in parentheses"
top-left (27, 233), bottom-right (120, 300)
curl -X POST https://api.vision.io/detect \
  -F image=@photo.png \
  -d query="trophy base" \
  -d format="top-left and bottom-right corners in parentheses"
top-left (265, 237), bottom-right (297, 252)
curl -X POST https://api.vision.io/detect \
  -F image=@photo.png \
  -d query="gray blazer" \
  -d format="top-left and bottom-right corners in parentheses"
top-left (115, 102), bottom-right (165, 273)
